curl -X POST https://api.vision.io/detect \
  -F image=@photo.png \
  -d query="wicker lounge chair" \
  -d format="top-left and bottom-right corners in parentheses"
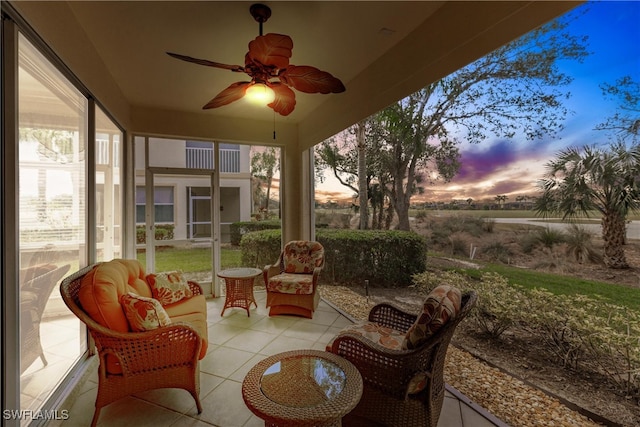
top-left (20, 263), bottom-right (71, 374)
top-left (59, 262), bottom-right (206, 427)
top-left (327, 290), bottom-right (477, 427)
top-left (264, 240), bottom-right (325, 318)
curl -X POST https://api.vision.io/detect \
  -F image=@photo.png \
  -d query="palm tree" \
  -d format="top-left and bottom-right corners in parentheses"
top-left (535, 142), bottom-right (640, 268)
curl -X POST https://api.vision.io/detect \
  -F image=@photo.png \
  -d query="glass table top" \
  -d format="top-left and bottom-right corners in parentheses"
top-left (217, 267), bottom-right (261, 278)
top-left (260, 354), bottom-right (347, 408)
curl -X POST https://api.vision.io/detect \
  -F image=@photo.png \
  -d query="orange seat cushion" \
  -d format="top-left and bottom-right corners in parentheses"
top-left (326, 322), bottom-right (405, 351)
top-left (164, 294), bottom-right (209, 359)
top-left (267, 273), bottom-right (314, 294)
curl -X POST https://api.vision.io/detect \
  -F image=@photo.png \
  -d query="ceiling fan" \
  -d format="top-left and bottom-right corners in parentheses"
top-left (167, 3), bottom-right (345, 116)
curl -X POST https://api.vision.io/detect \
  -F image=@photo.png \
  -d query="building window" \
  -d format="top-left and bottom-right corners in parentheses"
top-left (136, 186), bottom-right (174, 223)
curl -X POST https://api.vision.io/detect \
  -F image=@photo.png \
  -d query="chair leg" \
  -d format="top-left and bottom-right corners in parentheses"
top-left (191, 391), bottom-right (203, 414)
top-left (90, 407), bottom-right (101, 427)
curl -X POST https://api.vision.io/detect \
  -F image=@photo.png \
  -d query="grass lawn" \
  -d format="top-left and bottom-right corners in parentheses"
top-left (136, 246), bottom-right (243, 273)
top-left (455, 262), bottom-right (640, 312)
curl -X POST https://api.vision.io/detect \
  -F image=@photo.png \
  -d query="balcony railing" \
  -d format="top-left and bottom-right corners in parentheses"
top-left (96, 138), bottom-right (120, 167)
top-left (185, 147), bottom-right (240, 172)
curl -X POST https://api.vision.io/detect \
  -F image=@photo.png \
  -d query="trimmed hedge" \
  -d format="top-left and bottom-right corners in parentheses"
top-left (240, 228), bottom-right (427, 287)
top-left (230, 220), bottom-right (281, 246)
top-left (136, 224), bottom-right (174, 244)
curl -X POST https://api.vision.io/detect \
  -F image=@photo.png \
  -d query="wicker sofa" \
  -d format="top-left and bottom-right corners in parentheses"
top-left (60, 259), bottom-right (208, 427)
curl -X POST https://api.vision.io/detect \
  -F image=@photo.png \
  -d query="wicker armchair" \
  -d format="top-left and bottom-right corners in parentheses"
top-left (20, 263), bottom-right (71, 374)
top-left (327, 291), bottom-right (477, 427)
top-left (264, 240), bottom-right (325, 318)
top-left (60, 264), bottom-right (204, 427)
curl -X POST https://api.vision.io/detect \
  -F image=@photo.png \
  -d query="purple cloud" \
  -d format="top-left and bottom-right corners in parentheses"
top-left (452, 139), bottom-right (557, 185)
top-left (454, 140), bottom-right (518, 183)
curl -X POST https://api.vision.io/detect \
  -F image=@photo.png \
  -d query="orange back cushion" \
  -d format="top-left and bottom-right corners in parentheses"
top-left (79, 259), bottom-right (151, 332)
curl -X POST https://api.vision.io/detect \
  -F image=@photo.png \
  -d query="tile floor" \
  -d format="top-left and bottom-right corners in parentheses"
top-left (47, 291), bottom-right (508, 427)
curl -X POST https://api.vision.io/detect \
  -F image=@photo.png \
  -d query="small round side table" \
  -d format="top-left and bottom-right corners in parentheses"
top-left (242, 349), bottom-right (363, 426)
top-left (218, 267), bottom-right (262, 317)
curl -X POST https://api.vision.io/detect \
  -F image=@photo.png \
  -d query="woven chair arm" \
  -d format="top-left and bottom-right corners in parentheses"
top-left (311, 266), bottom-right (322, 286)
top-left (187, 280), bottom-right (203, 295)
top-left (328, 331), bottom-right (416, 398)
top-left (368, 303), bottom-right (418, 333)
top-left (263, 263), bottom-right (281, 283)
top-left (92, 322), bottom-right (202, 376)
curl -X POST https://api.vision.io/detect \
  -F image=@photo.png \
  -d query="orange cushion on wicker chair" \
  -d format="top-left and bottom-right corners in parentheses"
top-left (326, 322), bottom-right (405, 351)
top-left (402, 285), bottom-right (462, 350)
top-left (266, 273), bottom-right (314, 294)
top-left (147, 270), bottom-right (193, 306)
top-left (120, 292), bottom-right (172, 332)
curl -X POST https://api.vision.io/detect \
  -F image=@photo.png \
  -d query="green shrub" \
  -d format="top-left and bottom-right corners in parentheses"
top-left (482, 241), bottom-right (512, 263)
top-left (239, 229), bottom-right (282, 268)
top-left (448, 232), bottom-right (470, 257)
top-left (412, 270), bottom-right (473, 296)
top-left (482, 217), bottom-right (496, 233)
top-left (520, 289), bottom-right (586, 368)
top-left (230, 220), bottom-right (280, 246)
top-left (318, 229), bottom-right (427, 286)
top-left (564, 223), bottom-right (602, 264)
top-left (413, 270), bottom-right (522, 338)
top-left (518, 232), bottom-right (539, 254)
top-left (428, 215), bottom-right (488, 248)
top-left (415, 209), bottom-right (428, 222)
top-left (239, 228), bottom-right (428, 287)
top-left (136, 224), bottom-right (174, 244)
top-left (536, 227), bottom-right (565, 249)
top-left (436, 268), bottom-right (640, 398)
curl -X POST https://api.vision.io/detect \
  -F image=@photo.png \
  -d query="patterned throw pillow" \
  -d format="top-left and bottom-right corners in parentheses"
top-left (402, 285), bottom-right (462, 350)
top-left (283, 241), bottom-right (324, 273)
top-left (147, 270), bottom-right (193, 306)
top-left (120, 292), bottom-right (171, 332)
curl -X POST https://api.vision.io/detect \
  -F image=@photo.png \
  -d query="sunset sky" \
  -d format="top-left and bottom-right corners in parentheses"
top-left (315, 1), bottom-right (640, 204)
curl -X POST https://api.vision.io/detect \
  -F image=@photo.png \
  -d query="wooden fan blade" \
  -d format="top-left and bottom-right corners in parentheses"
top-left (167, 52), bottom-right (245, 72)
top-left (268, 83), bottom-right (296, 116)
top-left (279, 65), bottom-right (345, 94)
top-left (203, 82), bottom-right (250, 109)
top-left (247, 33), bottom-right (293, 69)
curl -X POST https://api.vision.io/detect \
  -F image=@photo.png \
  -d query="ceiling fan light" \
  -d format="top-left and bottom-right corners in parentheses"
top-left (245, 83), bottom-right (275, 105)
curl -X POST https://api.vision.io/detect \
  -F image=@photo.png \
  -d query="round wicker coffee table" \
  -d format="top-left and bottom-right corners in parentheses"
top-left (218, 267), bottom-right (261, 317)
top-left (242, 349), bottom-right (363, 427)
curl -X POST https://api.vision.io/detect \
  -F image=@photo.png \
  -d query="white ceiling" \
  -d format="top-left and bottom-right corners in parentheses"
top-left (11, 1), bottom-right (581, 148)
top-left (65, 1), bottom-right (442, 121)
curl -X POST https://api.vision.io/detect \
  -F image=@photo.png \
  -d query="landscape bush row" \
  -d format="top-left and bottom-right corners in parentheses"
top-left (413, 270), bottom-right (640, 399)
top-left (135, 224), bottom-right (174, 244)
top-left (229, 220), bottom-right (281, 246)
top-left (239, 228), bottom-right (427, 286)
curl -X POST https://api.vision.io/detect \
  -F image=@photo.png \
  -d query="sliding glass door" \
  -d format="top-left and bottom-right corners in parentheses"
top-left (18, 33), bottom-right (88, 413)
top-left (134, 136), bottom-right (220, 296)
